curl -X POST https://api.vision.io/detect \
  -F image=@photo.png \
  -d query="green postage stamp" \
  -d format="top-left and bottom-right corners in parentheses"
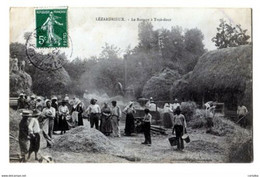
top-left (35, 8), bottom-right (68, 48)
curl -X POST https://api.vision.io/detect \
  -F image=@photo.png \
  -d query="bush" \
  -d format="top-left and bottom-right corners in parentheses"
top-left (180, 101), bottom-right (197, 121)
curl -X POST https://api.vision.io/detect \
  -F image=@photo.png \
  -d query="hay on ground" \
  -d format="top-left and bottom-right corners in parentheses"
top-left (53, 126), bottom-right (121, 154)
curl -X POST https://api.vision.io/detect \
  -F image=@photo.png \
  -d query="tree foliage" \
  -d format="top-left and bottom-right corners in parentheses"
top-left (184, 28), bottom-right (205, 56)
top-left (10, 22), bottom-right (207, 99)
top-left (212, 19), bottom-right (250, 49)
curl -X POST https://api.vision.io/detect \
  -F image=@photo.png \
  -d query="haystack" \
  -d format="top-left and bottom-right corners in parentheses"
top-left (53, 126), bottom-right (120, 154)
top-left (32, 67), bottom-right (71, 97)
top-left (190, 45), bottom-right (252, 123)
top-left (190, 45), bottom-right (252, 95)
top-left (171, 71), bottom-right (192, 101)
top-left (171, 45), bottom-right (252, 123)
top-left (142, 68), bottom-right (181, 101)
top-left (10, 71), bottom-right (32, 96)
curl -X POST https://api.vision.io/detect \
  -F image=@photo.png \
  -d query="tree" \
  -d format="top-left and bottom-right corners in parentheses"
top-left (184, 28), bottom-right (205, 56)
top-left (158, 26), bottom-right (185, 62)
top-left (212, 19), bottom-right (250, 49)
top-left (138, 21), bottom-right (158, 51)
top-left (99, 43), bottom-right (121, 60)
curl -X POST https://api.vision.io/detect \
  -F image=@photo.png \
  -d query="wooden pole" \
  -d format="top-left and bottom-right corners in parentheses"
top-left (124, 55), bottom-right (128, 97)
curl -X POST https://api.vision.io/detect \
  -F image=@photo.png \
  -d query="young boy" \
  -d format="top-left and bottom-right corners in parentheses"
top-left (28, 109), bottom-right (41, 160)
top-left (142, 109), bottom-right (152, 146)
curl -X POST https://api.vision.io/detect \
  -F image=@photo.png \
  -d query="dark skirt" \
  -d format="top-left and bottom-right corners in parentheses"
top-left (59, 115), bottom-right (69, 131)
top-left (53, 115), bottom-right (60, 131)
top-left (29, 133), bottom-right (40, 153)
top-left (78, 113), bottom-right (84, 126)
top-left (100, 115), bottom-right (112, 134)
top-left (125, 113), bottom-right (135, 135)
top-left (143, 122), bottom-right (151, 144)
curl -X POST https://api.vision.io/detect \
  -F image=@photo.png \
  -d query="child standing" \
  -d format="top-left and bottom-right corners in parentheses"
top-left (28, 109), bottom-right (41, 161)
top-left (172, 107), bottom-right (187, 151)
top-left (142, 109), bottom-right (152, 146)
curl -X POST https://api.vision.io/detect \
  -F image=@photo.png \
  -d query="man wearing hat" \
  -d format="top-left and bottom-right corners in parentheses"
top-left (41, 99), bottom-right (55, 148)
top-left (172, 98), bottom-right (180, 115)
top-left (29, 95), bottom-right (37, 110)
top-left (28, 109), bottom-right (41, 160)
top-left (17, 93), bottom-right (25, 110)
top-left (18, 110), bottom-right (32, 162)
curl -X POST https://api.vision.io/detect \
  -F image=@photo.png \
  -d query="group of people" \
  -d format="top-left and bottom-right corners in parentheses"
top-left (17, 93), bottom-right (86, 162)
top-left (85, 98), bottom-right (122, 137)
top-left (86, 99), bottom-right (153, 146)
top-left (18, 109), bottom-right (41, 162)
top-left (17, 93), bottom-right (193, 162)
top-left (16, 92), bottom-right (250, 162)
top-left (16, 93), bottom-right (158, 161)
top-left (16, 93), bottom-right (147, 161)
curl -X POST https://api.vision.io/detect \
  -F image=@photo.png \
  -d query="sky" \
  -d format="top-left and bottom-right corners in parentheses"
top-left (10, 7), bottom-right (252, 60)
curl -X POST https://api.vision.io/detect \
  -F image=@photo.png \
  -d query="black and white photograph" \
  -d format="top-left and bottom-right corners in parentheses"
top-left (9, 7), bottom-right (254, 163)
top-left (8, 7), bottom-right (253, 164)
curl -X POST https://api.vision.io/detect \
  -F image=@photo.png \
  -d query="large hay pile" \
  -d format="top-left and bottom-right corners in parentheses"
top-left (32, 67), bottom-right (71, 97)
top-left (172, 45), bottom-right (252, 125)
top-left (53, 126), bottom-right (121, 154)
top-left (171, 71), bottom-right (192, 101)
top-left (10, 71), bottom-right (32, 96)
top-left (142, 68), bottom-right (181, 101)
top-left (190, 45), bottom-right (252, 92)
top-left (191, 45), bottom-right (252, 123)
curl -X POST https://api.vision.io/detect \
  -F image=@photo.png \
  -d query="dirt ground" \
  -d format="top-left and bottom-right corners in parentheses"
top-left (10, 118), bottom-right (235, 163)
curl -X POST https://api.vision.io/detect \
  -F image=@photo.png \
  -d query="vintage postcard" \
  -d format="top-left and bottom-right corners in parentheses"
top-left (9, 7), bottom-right (252, 163)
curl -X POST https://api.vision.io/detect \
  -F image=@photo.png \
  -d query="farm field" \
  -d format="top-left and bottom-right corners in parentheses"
top-left (10, 109), bottom-right (252, 163)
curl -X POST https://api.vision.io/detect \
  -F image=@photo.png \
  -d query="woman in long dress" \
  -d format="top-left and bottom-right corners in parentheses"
top-left (100, 103), bottom-right (112, 136)
top-left (51, 97), bottom-right (59, 133)
top-left (76, 102), bottom-right (84, 126)
top-left (163, 103), bottom-right (173, 128)
top-left (123, 102), bottom-right (136, 136)
top-left (58, 100), bottom-right (69, 134)
top-left (41, 12), bottom-right (63, 46)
